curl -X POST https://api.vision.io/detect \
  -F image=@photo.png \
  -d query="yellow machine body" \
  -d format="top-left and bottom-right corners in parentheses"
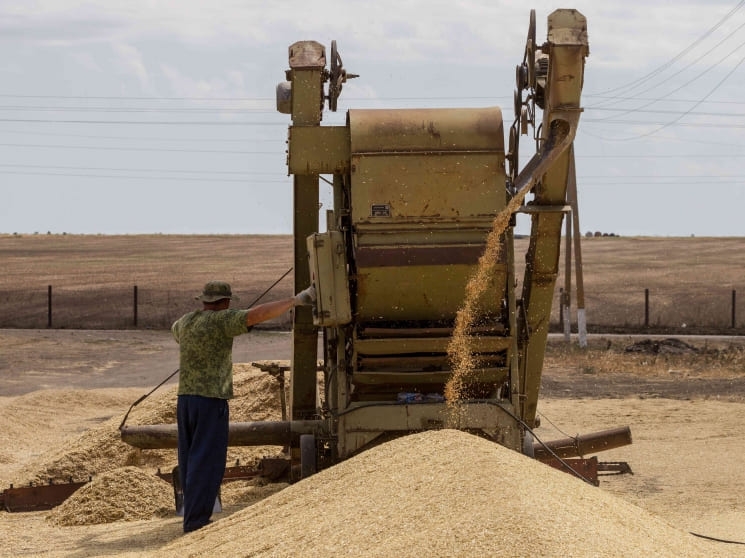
top-left (348, 107), bottom-right (506, 323)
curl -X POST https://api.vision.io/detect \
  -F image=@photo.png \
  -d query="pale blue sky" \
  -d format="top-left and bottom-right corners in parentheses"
top-left (1, 0), bottom-right (743, 236)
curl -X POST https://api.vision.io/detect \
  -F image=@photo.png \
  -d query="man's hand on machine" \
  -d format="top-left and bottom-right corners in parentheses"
top-left (293, 284), bottom-right (317, 307)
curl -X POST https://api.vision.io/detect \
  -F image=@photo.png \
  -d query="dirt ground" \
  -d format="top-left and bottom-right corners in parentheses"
top-left (1, 329), bottom-right (744, 556)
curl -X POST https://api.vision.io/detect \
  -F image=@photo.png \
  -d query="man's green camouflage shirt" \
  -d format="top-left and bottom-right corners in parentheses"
top-left (171, 309), bottom-right (251, 399)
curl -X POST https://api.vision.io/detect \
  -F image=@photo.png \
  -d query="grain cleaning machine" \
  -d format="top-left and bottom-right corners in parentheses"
top-left (121, 9), bottom-right (632, 484)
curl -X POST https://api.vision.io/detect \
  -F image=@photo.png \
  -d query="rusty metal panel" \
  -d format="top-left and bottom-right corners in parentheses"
top-left (349, 108), bottom-right (504, 153)
top-left (336, 401), bottom-right (521, 458)
top-left (547, 10), bottom-right (589, 107)
top-left (519, 9), bottom-right (588, 427)
top-left (351, 368), bottom-right (508, 386)
top-left (539, 456), bottom-right (599, 486)
top-left (533, 426), bottom-right (632, 460)
top-left (288, 41), bottom-right (326, 70)
top-left (354, 244), bottom-right (486, 267)
top-left (2, 481), bottom-right (87, 512)
top-left (353, 335), bottom-right (512, 355)
top-left (353, 223), bottom-right (493, 247)
top-left (355, 263), bottom-right (506, 322)
top-left (346, 107), bottom-right (507, 326)
top-left (288, 126), bottom-right (350, 175)
top-left (548, 9), bottom-right (589, 47)
top-left (350, 152), bottom-right (504, 225)
top-left (307, 231), bottom-right (352, 326)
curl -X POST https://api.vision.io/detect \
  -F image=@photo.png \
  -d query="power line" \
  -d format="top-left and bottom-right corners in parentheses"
top-left (0, 169), bottom-right (290, 183)
top-left (603, 20), bottom-right (745, 109)
top-left (585, 94), bottom-right (745, 107)
top-left (0, 93), bottom-right (510, 103)
top-left (581, 118), bottom-right (745, 129)
top-left (587, 106), bottom-right (745, 118)
top-left (0, 128), bottom-right (282, 143)
top-left (5, 101), bottom-right (745, 119)
top-left (579, 179), bottom-right (745, 186)
top-left (587, 0), bottom-right (745, 100)
top-left (0, 94), bottom-right (277, 101)
top-left (583, 174), bottom-right (745, 178)
top-left (0, 142), bottom-right (280, 154)
top-left (588, 34), bottom-right (745, 124)
top-left (0, 163), bottom-right (281, 175)
top-left (579, 153), bottom-right (745, 158)
top-left (0, 105), bottom-right (275, 114)
top-left (0, 118), bottom-right (282, 125)
top-left (3, 168), bottom-right (743, 187)
top-left (586, 46), bottom-right (745, 141)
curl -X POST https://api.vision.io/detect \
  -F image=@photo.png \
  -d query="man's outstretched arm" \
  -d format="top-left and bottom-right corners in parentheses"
top-left (245, 285), bottom-right (316, 327)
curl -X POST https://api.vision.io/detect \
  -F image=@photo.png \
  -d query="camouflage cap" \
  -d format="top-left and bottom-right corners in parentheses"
top-left (196, 281), bottom-right (239, 303)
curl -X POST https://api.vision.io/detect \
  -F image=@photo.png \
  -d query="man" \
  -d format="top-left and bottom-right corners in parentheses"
top-left (171, 280), bottom-right (315, 533)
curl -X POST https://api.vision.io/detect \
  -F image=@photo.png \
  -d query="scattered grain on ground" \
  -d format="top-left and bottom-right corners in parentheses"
top-left (5, 365), bottom-right (289, 488)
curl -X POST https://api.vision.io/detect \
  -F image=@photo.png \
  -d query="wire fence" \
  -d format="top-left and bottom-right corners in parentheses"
top-left (555, 287), bottom-right (742, 335)
top-left (0, 285), bottom-right (293, 330)
top-left (0, 284), bottom-right (740, 335)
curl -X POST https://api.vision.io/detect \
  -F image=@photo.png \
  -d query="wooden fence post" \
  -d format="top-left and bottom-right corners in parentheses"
top-left (47, 285), bottom-right (52, 328)
top-left (732, 289), bottom-right (737, 329)
top-left (644, 288), bottom-right (649, 328)
top-left (133, 285), bottom-right (138, 327)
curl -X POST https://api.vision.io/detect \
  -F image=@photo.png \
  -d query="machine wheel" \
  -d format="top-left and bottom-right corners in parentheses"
top-left (328, 40), bottom-right (343, 112)
top-left (507, 124), bottom-right (519, 182)
top-left (300, 434), bottom-right (317, 478)
top-left (525, 9), bottom-right (537, 89)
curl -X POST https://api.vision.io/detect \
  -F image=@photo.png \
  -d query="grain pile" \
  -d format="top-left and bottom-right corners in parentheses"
top-left (47, 466), bottom-right (173, 526)
top-left (220, 479), bottom-right (289, 507)
top-left (0, 365), bottom-right (290, 529)
top-left (7, 365), bottom-right (288, 488)
top-left (0, 388), bottom-right (142, 486)
top-left (154, 429), bottom-right (722, 558)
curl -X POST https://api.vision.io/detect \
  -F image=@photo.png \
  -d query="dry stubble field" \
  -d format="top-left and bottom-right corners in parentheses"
top-left (0, 234), bottom-right (745, 556)
top-left (1, 233), bottom-right (744, 331)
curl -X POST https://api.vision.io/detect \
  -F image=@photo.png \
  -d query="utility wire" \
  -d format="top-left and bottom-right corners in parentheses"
top-left (589, 19), bottom-right (745, 115)
top-left (0, 170), bottom-right (289, 183)
top-left (0, 105), bottom-right (275, 113)
top-left (585, 94), bottom-right (745, 106)
top-left (588, 105), bottom-right (745, 117)
top-left (0, 118), bottom-right (281, 125)
top-left (588, 0), bottom-right (745, 100)
top-left (587, 48), bottom-right (745, 141)
top-left (0, 163), bottom-right (278, 175)
top-left (582, 118), bottom-right (745, 129)
top-left (0, 128), bottom-right (283, 143)
top-left (589, 34), bottom-right (745, 123)
top-left (0, 142), bottom-right (280, 154)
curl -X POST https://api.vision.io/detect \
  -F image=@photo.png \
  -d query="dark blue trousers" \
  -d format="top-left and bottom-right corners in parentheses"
top-left (177, 394), bottom-right (229, 533)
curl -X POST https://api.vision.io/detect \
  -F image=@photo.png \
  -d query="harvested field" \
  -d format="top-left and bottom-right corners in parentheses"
top-left (0, 234), bottom-right (744, 333)
top-left (1, 333), bottom-right (744, 556)
top-left (1, 231), bottom-right (744, 556)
